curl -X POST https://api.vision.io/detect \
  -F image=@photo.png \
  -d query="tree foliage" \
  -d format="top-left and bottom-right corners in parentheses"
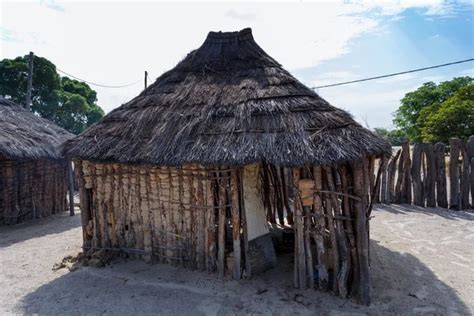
top-left (0, 54), bottom-right (104, 134)
top-left (373, 127), bottom-right (408, 146)
top-left (421, 84), bottom-right (474, 144)
top-left (393, 76), bottom-right (473, 142)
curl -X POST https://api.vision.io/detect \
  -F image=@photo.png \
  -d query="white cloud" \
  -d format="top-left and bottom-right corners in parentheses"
top-left (314, 66), bottom-right (474, 128)
top-left (0, 0), bottom-right (470, 116)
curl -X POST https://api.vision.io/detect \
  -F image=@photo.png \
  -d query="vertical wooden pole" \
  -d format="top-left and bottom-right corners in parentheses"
top-left (67, 161), bottom-right (75, 216)
top-left (351, 159), bottom-right (370, 306)
top-left (449, 138), bottom-right (461, 210)
top-left (239, 168), bottom-right (251, 278)
top-left (217, 169), bottom-right (226, 277)
top-left (401, 143), bottom-right (412, 203)
top-left (434, 143), bottom-right (448, 208)
top-left (312, 166), bottom-right (328, 290)
top-left (411, 143), bottom-right (424, 206)
top-left (460, 142), bottom-right (470, 210)
top-left (423, 143), bottom-right (436, 207)
top-left (387, 149), bottom-right (401, 203)
top-left (325, 166), bottom-right (349, 297)
top-left (230, 169), bottom-right (241, 280)
top-left (467, 136), bottom-right (474, 209)
top-left (292, 168), bottom-right (306, 289)
top-left (144, 71), bottom-right (148, 89)
top-left (25, 52), bottom-right (34, 110)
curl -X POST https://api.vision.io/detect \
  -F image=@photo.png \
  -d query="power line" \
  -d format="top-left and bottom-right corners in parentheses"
top-left (312, 58), bottom-right (474, 89)
top-left (56, 68), bottom-right (141, 88)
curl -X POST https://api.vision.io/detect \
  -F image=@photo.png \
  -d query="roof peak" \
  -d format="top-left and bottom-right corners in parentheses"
top-left (205, 28), bottom-right (253, 43)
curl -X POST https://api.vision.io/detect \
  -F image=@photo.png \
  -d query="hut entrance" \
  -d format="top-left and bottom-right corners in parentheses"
top-left (251, 161), bottom-right (373, 305)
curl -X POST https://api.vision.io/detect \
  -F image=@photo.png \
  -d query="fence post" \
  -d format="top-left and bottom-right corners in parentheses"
top-left (434, 143), bottom-right (448, 208)
top-left (388, 149), bottom-right (401, 204)
top-left (412, 143), bottom-right (424, 206)
top-left (423, 143), bottom-right (436, 207)
top-left (449, 138), bottom-right (461, 210)
top-left (460, 141), bottom-right (470, 210)
top-left (468, 136), bottom-right (474, 209)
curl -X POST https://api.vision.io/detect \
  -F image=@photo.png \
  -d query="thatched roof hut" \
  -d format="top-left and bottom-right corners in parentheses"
top-left (64, 28), bottom-right (389, 166)
top-left (65, 28), bottom-right (390, 305)
top-left (0, 97), bottom-right (72, 161)
top-left (0, 97), bottom-right (73, 224)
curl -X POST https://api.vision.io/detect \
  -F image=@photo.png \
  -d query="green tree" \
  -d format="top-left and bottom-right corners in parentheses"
top-left (0, 54), bottom-right (104, 134)
top-left (0, 55), bottom-right (60, 109)
top-left (393, 77), bottom-right (473, 142)
top-left (373, 127), bottom-right (408, 146)
top-left (421, 84), bottom-right (474, 144)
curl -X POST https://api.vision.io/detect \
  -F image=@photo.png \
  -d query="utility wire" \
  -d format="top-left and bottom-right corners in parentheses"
top-left (312, 58), bottom-right (474, 89)
top-left (56, 68), bottom-right (141, 88)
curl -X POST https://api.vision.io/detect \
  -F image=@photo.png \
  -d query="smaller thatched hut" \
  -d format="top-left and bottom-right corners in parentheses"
top-left (0, 97), bottom-right (73, 225)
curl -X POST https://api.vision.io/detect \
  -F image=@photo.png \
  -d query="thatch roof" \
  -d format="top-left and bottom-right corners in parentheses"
top-left (0, 97), bottom-right (73, 160)
top-left (64, 28), bottom-right (391, 167)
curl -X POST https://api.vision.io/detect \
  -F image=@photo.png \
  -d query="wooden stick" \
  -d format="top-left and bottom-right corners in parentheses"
top-left (401, 143), bottom-right (412, 204)
top-left (351, 159), bottom-right (370, 306)
top-left (423, 143), bottom-right (436, 207)
top-left (411, 143), bottom-right (424, 206)
top-left (460, 142), bottom-right (470, 210)
top-left (312, 166), bottom-right (329, 290)
top-left (449, 138), bottom-right (461, 210)
top-left (340, 165), bottom-right (358, 299)
top-left (388, 149), bottom-right (401, 203)
top-left (230, 170), bottom-right (241, 280)
top-left (434, 143), bottom-right (448, 208)
top-left (467, 136), bottom-right (474, 209)
top-left (292, 168), bottom-right (306, 289)
top-left (321, 167), bottom-right (339, 293)
top-left (325, 166), bottom-right (349, 297)
top-left (217, 169), bottom-right (226, 277)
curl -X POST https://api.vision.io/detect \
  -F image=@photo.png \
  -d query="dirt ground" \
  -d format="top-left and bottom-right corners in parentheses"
top-left (1, 204), bottom-right (473, 315)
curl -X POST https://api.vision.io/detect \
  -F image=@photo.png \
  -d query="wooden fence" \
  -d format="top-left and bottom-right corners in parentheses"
top-left (376, 135), bottom-right (474, 210)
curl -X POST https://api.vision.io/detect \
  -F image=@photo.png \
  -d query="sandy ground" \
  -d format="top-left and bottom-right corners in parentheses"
top-left (1, 205), bottom-right (473, 315)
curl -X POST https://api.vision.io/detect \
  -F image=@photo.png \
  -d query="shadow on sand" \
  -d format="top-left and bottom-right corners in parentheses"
top-left (0, 211), bottom-right (81, 248)
top-left (16, 241), bottom-right (471, 315)
top-left (376, 203), bottom-right (474, 221)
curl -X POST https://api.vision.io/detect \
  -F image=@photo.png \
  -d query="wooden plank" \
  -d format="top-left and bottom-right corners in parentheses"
top-left (449, 138), bottom-right (461, 210)
top-left (434, 143), bottom-right (448, 208)
top-left (230, 170), bottom-right (241, 280)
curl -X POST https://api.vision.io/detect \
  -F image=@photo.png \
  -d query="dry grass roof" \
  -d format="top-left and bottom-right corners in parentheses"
top-left (64, 28), bottom-right (391, 167)
top-left (0, 97), bottom-right (73, 160)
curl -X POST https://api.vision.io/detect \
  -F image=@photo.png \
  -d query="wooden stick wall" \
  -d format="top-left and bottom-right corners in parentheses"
top-left (76, 159), bottom-right (375, 305)
top-left (288, 159), bottom-right (372, 305)
top-left (75, 161), bottom-right (250, 278)
top-left (0, 158), bottom-right (68, 225)
top-left (380, 136), bottom-right (474, 210)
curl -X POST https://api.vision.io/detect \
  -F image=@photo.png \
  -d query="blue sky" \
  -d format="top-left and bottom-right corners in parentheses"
top-left (1, 0), bottom-right (473, 129)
